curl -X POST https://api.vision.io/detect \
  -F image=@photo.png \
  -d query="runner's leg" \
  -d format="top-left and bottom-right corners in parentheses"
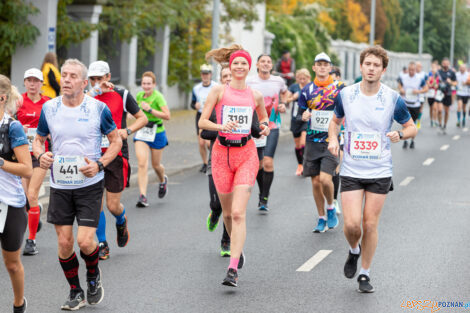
top-left (2, 249), bottom-right (25, 306)
top-left (135, 141), bottom-right (150, 196)
top-left (150, 147), bottom-right (165, 183)
top-left (341, 190), bottom-right (364, 249)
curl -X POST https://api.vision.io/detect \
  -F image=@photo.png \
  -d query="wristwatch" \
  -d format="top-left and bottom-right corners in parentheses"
top-left (0, 157), bottom-right (4, 168)
top-left (126, 128), bottom-right (132, 135)
top-left (146, 108), bottom-right (153, 114)
top-left (398, 131), bottom-right (404, 139)
top-left (96, 160), bottom-right (105, 172)
top-left (261, 122), bottom-right (269, 127)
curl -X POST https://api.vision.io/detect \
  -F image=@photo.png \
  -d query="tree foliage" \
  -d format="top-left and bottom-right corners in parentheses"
top-left (0, 0), bottom-right (40, 75)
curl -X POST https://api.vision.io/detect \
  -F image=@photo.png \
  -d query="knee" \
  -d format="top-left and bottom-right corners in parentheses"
top-left (5, 259), bottom-right (22, 274)
top-left (263, 161), bottom-right (273, 171)
top-left (231, 209), bottom-right (245, 224)
top-left (106, 201), bottom-right (120, 215)
top-left (319, 175), bottom-right (331, 187)
top-left (223, 212), bottom-right (231, 221)
top-left (312, 176), bottom-right (321, 189)
top-left (362, 221), bottom-right (378, 235)
top-left (58, 236), bottom-right (74, 253)
top-left (77, 235), bottom-right (94, 251)
top-left (343, 222), bottom-right (362, 237)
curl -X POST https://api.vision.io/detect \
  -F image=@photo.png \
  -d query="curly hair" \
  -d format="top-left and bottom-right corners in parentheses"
top-left (360, 46), bottom-right (389, 69)
top-left (205, 44), bottom-right (244, 64)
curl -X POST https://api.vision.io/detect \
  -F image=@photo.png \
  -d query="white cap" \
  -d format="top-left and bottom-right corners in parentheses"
top-left (200, 64), bottom-right (213, 73)
top-left (314, 52), bottom-right (331, 63)
top-left (88, 61), bottom-right (110, 77)
top-left (24, 68), bottom-right (43, 81)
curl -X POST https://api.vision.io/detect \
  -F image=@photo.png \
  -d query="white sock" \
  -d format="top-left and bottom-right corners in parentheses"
top-left (319, 216), bottom-right (326, 221)
top-left (327, 203), bottom-right (334, 210)
top-left (359, 267), bottom-right (370, 277)
top-left (349, 246), bottom-right (360, 255)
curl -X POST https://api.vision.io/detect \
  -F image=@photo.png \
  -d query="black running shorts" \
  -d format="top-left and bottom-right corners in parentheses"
top-left (340, 176), bottom-right (393, 195)
top-left (303, 141), bottom-right (339, 177)
top-left (104, 155), bottom-right (130, 193)
top-left (47, 180), bottom-right (104, 228)
top-left (0, 206), bottom-right (27, 251)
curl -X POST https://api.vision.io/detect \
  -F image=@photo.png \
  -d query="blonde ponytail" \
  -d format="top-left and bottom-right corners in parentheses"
top-left (205, 44), bottom-right (244, 65)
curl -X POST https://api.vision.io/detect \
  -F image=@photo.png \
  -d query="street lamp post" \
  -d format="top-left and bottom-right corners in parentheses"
top-left (418, 0), bottom-right (424, 56)
top-left (369, 0), bottom-right (376, 45)
top-left (211, 0), bottom-right (220, 79)
top-left (450, 0), bottom-right (456, 66)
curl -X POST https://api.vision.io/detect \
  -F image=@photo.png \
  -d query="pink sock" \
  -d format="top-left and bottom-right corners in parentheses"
top-left (228, 257), bottom-right (239, 270)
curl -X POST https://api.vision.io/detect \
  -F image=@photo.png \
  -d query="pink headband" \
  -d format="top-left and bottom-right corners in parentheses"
top-left (229, 50), bottom-right (252, 69)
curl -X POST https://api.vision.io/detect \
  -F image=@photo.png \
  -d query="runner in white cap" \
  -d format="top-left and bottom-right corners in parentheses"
top-left (17, 68), bottom-right (50, 256)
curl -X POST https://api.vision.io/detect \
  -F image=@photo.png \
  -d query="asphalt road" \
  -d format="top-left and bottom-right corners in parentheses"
top-left (1, 115), bottom-right (470, 313)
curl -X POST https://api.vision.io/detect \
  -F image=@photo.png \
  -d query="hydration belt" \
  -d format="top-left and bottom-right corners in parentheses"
top-left (217, 135), bottom-right (252, 147)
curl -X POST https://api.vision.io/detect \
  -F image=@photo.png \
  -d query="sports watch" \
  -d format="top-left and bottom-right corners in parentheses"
top-left (0, 157), bottom-right (4, 168)
top-left (96, 160), bottom-right (105, 172)
top-left (126, 128), bottom-right (132, 135)
top-left (398, 131), bottom-right (404, 139)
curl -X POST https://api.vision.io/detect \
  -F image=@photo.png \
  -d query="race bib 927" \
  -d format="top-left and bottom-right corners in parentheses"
top-left (349, 132), bottom-right (381, 160)
top-left (310, 110), bottom-right (333, 132)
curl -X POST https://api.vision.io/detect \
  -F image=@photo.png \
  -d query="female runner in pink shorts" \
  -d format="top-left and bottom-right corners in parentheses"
top-left (199, 45), bottom-right (270, 287)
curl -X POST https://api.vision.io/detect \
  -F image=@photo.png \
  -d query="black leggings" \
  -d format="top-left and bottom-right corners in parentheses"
top-left (208, 175), bottom-right (230, 244)
top-left (0, 205), bottom-right (27, 251)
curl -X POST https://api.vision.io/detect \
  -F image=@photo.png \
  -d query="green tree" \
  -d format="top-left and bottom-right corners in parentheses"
top-left (0, 1), bottom-right (40, 75)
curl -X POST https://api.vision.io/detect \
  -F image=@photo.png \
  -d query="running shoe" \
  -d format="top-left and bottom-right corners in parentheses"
top-left (220, 242), bottom-right (230, 257)
top-left (258, 201), bottom-right (269, 213)
top-left (158, 175), bottom-right (168, 198)
top-left (409, 141), bottom-right (415, 149)
top-left (334, 199), bottom-right (341, 215)
top-left (206, 212), bottom-right (219, 232)
top-left (357, 274), bottom-right (375, 293)
top-left (416, 119), bottom-right (421, 129)
top-left (457, 121), bottom-right (461, 127)
top-left (87, 268), bottom-right (104, 305)
top-left (98, 241), bottom-right (109, 260)
top-left (136, 194), bottom-right (149, 208)
top-left (344, 245), bottom-right (361, 279)
top-left (23, 239), bottom-right (38, 256)
top-left (61, 288), bottom-right (86, 311)
top-left (313, 218), bottom-right (327, 233)
top-left (37, 203), bottom-right (43, 233)
top-left (13, 297), bottom-right (27, 313)
top-left (222, 268), bottom-right (238, 287)
top-left (116, 216), bottom-right (129, 247)
top-left (327, 208), bottom-right (339, 229)
top-left (402, 140), bottom-right (408, 149)
top-left (238, 252), bottom-right (245, 269)
top-left (295, 164), bottom-right (303, 176)
top-left (199, 164), bottom-right (207, 173)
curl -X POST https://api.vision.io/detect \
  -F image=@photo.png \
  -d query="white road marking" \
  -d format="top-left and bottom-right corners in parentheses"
top-left (440, 144), bottom-right (450, 151)
top-left (296, 250), bottom-right (332, 272)
top-left (423, 158), bottom-right (435, 166)
top-left (399, 176), bottom-right (415, 186)
top-left (463, 128), bottom-right (468, 132)
top-left (452, 135), bottom-right (460, 140)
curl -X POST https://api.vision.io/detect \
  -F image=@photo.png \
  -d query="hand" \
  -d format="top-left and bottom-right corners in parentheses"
top-left (302, 110), bottom-right (312, 122)
top-left (278, 103), bottom-right (286, 113)
top-left (220, 121), bottom-right (238, 133)
top-left (260, 124), bottom-right (270, 136)
top-left (447, 78), bottom-right (452, 84)
top-left (140, 101), bottom-right (151, 112)
top-left (412, 89), bottom-right (420, 94)
top-left (100, 81), bottom-right (114, 93)
top-left (328, 139), bottom-right (340, 157)
top-left (386, 131), bottom-right (400, 143)
top-left (195, 102), bottom-right (202, 110)
top-left (118, 129), bottom-right (128, 140)
top-left (79, 157), bottom-right (99, 178)
top-left (39, 152), bottom-right (54, 169)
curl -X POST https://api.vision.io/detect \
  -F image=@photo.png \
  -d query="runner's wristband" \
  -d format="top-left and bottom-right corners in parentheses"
top-left (38, 153), bottom-right (45, 161)
top-left (261, 122), bottom-right (268, 127)
top-left (146, 108), bottom-right (153, 114)
top-left (96, 161), bottom-right (105, 172)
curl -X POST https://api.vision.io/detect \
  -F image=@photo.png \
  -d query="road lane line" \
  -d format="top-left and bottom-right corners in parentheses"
top-left (452, 135), bottom-right (460, 140)
top-left (399, 176), bottom-right (415, 186)
top-left (423, 158), bottom-right (434, 166)
top-left (440, 144), bottom-right (450, 151)
top-left (297, 250), bottom-right (332, 272)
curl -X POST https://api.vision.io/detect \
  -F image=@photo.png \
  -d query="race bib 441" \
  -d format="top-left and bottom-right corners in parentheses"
top-left (349, 132), bottom-right (382, 160)
top-left (52, 155), bottom-right (86, 186)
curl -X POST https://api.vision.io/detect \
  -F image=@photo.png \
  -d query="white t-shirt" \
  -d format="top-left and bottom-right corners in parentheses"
top-left (246, 75), bottom-right (287, 129)
top-left (37, 95), bottom-right (116, 189)
top-left (192, 81), bottom-right (218, 113)
top-left (400, 74), bottom-right (426, 108)
top-left (334, 83), bottom-right (412, 179)
top-left (456, 71), bottom-right (469, 96)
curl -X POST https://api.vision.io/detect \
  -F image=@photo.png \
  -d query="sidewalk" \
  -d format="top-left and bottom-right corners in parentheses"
top-left (38, 109), bottom-right (291, 205)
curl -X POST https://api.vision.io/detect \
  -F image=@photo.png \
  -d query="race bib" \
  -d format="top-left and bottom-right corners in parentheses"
top-left (427, 89), bottom-right (436, 98)
top-left (292, 103), bottom-right (299, 118)
top-left (101, 135), bottom-right (109, 148)
top-left (310, 110), bottom-right (333, 132)
top-left (0, 202), bottom-right (8, 233)
top-left (52, 155), bottom-right (86, 186)
top-left (349, 132), bottom-right (381, 160)
top-left (405, 89), bottom-right (418, 102)
top-left (254, 136), bottom-right (267, 148)
top-left (26, 128), bottom-right (36, 152)
top-left (135, 124), bottom-right (157, 142)
top-left (435, 90), bottom-right (444, 102)
top-left (222, 106), bottom-right (253, 135)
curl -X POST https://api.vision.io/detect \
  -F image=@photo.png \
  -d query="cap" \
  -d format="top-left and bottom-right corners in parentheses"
top-left (24, 68), bottom-right (43, 81)
top-left (314, 52), bottom-right (331, 63)
top-left (88, 61), bottom-right (110, 77)
top-left (200, 64), bottom-right (213, 73)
